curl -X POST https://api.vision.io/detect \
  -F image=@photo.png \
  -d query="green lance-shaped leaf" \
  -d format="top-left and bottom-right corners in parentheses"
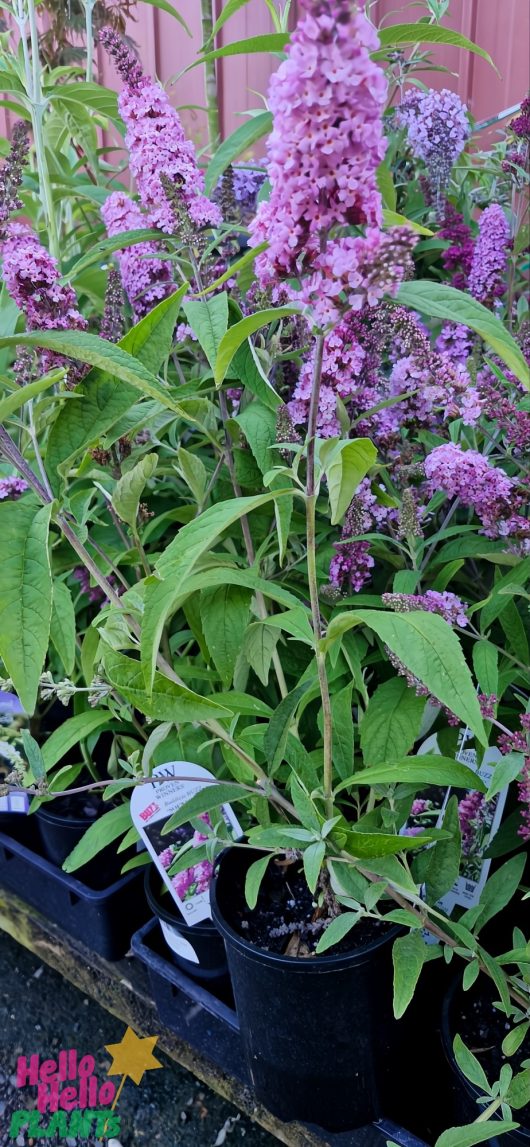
top-left (245, 853), bottom-right (273, 910)
top-left (397, 282), bottom-right (529, 388)
top-left (183, 293), bottom-right (229, 369)
top-left (161, 782), bottom-right (253, 835)
top-left (376, 23), bottom-right (497, 70)
top-left (137, 0), bottom-right (191, 34)
top-left (424, 795), bottom-right (461, 904)
top-left (142, 491), bottom-right (290, 692)
top-left (434, 1124), bottom-right (519, 1147)
top-left (205, 113), bottom-right (272, 196)
top-left (236, 400), bottom-right (293, 559)
top-left (103, 647), bottom-right (233, 723)
top-left (452, 1035), bottom-right (490, 1095)
top-left (325, 609), bottom-right (487, 746)
top-left (196, 33), bottom-right (289, 67)
top-left (42, 711), bottom-right (115, 771)
top-left (344, 757), bottom-right (485, 791)
top-left (264, 680), bottom-right (315, 774)
top-left (392, 931), bottom-right (429, 1019)
top-left (207, 0), bottom-right (251, 44)
top-left (21, 730), bottom-right (46, 783)
top-left (177, 447), bottom-right (207, 505)
top-left (62, 803), bottom-right (132, 872)
top-left (325, 438), bottom-right (377, 524)
top-left (200, 584), bottom-right (252, 687)
top-left (231, 340), bottom-right (282, 412)
top-left (0, 331), bottom-right (187, 407)
top-left (0, 499), bottom-right (52, 713)
top-left (215, 307), bottom-right (300, 385)
top-left (112, 453), bottom-right (158, 528)
top-left (46, 288), bottom-right (187, 492)
top-left (331, 683), bottom-right (355, 781)
top-left (64, 228), bottom-right (170, 283)
top-left (0, 370), bottom-right (64, 422)
top-left (316, 911), bottom-right (361, 954)
top-left (359, 677), bottom-right (424, 766)
top-left (243, 622), bottom-right (281, 687)
top-left (50, 580), bottom-right (76, 676)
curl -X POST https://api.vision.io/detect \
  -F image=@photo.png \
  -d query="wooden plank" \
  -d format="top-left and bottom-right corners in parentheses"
top-left (0, 884), bottom-right (384, 1147)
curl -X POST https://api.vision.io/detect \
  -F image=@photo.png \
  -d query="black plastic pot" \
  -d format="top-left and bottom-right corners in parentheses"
top-left (441, 976), bottom-right (530, 1145)
top-left (210, 847), bottom-right (401, 1133)
top-left (144, 863), bottom-right (227, 981)
top-left (0, 828), bottom-right (148, 960)
top-left (131, 918), bottom-right (430, 1147)
top-left (36, 796), bottom-right (123, 887)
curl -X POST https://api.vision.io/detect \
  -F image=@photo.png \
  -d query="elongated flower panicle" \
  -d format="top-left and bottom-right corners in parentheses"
top-left (468, 204), bottom-right (510, 306)
top-left (2, 224), bottom-right (87, 334)
top-left (99, 268), bottom-right (125, 343)
top-left (423, 442), bottom-right (519, 537)
top-left (0, 123), bottom-right (29, 241)
top-left (249, 0), bottom-right (387, 286)
top-left (382, 589), bottom-right (468, 627)
top-left (328, 478), bottom-right (394, 592)
top-left (101, 192), bottom-right (174, 320)
top-left (438, 202), bottom-right (475, 290)
top-left (1, 223), bottom-right (87, 381)
top-left (396, 88), bottom-right (470, 207)
top-left (100, 28), bottom-right (221, 233)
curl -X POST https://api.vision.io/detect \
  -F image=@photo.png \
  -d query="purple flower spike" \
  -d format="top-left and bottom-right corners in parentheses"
top-left (100, 29), bottom-right (221, 234)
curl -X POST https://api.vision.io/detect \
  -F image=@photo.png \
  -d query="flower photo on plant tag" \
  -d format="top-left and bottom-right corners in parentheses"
top-left (130, 762), bottom-right (242, 925)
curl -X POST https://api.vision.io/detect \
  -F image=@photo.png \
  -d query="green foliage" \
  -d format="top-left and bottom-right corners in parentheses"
top-left (0, 500), bottom-right (52, 713)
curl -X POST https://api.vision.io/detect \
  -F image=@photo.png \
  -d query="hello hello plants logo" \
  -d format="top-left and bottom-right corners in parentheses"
top-left (9, 1026), bottom-right (163, 1140)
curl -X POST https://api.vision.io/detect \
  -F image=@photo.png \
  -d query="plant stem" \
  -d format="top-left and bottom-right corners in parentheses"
top-left (475, 1099), bottom-right (502, 1123)
top-left (83, 0), bottom-right (95, 81)
top-left (305, 333), bottom-right (334, 819)
top-left (25, 0), bottom-right (60, 260)
top-left (200, 0), bottom-right (220, 152)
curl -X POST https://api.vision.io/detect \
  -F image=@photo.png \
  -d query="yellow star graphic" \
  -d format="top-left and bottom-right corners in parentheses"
top-left (105, 1027), bottom-right (163, 1087)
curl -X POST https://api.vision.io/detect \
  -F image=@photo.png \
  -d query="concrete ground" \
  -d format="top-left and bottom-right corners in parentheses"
top-left (0, 931), bottom-right (277, 1147)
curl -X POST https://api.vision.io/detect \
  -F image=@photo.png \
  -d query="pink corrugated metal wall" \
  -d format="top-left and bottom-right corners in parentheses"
top-left (1, 1), bottom-right (529, 150)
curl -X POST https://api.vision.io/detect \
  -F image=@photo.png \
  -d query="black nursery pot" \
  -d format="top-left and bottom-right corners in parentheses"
top-left (36, 793), bottom-right (122, 887)
top-left (144, 863), bottom-right (228, 982)
top-left (210, 847), bottom-right (400, 1133)
top-left (441, 976), bottom-right (530, 1146)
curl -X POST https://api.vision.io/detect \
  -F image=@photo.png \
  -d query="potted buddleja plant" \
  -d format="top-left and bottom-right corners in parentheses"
top-left (0, 0), bottom-right (528, 1138)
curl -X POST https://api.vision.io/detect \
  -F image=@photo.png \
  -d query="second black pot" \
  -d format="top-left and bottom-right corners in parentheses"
top-left (210, 846), bottom-right (401, 1132)
top-left (441, 975), bottom-right (530, 1145)
top-left (144, 863), bottom-right (228, 981)
top-left (36, 794), bottom-right (123, 888)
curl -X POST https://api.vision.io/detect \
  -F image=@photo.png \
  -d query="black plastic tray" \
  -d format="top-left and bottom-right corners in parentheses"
top-left (132, 918), bottom-right (430, 1147)
top-left (0, 828), bottom-right (148, 960)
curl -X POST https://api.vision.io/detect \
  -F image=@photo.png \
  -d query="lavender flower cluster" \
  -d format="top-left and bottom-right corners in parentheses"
top-left (249, 0), bottom-right (387, 287)
top-left (101, 192), bottom-right (174, 320)
top-left (100, 29), bottom-right (220, 233)
top-left (396, 88), bottom-right (470, 207)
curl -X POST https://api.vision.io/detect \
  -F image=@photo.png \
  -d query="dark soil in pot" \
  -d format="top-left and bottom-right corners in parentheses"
top-left (442, 975), bottom-right (530, 1142)
top-left (210, 846), bottom-right (402, 1132)
top-left (144, 862), bottom-right (228, 982)
top-left (235, 853), bottom-right (390, 955)
top-left (36, 792), bottom-right (124, 888)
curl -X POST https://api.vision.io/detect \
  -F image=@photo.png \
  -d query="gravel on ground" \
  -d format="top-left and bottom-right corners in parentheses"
top-left (0, 931), bottom-right (277, 1147)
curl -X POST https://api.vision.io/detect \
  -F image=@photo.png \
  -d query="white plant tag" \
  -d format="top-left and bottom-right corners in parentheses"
top-left (411, 729), bottom-right (507, 944)
top-left (130, 761), bottom-right (242, 926)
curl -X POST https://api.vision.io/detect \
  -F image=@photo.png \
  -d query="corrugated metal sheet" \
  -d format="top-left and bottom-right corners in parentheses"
top-left (1, 2), bottom-right (529, 165)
